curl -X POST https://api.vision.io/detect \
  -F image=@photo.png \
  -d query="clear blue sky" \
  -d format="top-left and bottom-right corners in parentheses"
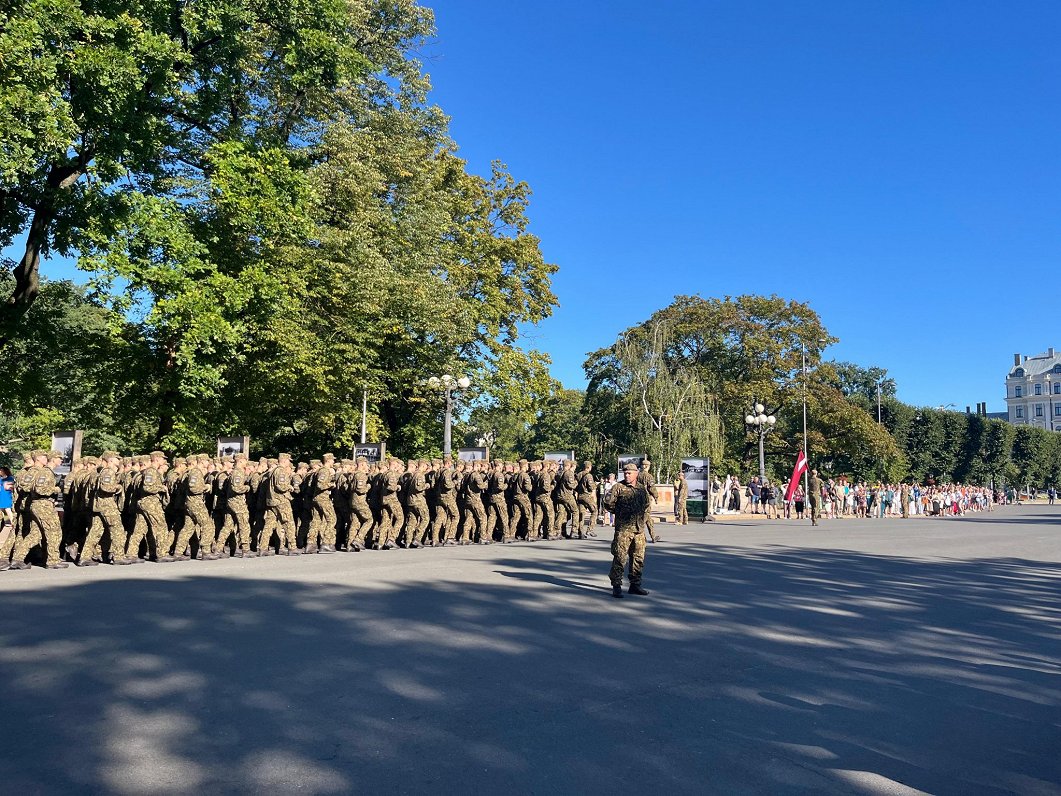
top-left (423, 0), bottom-right (1059, 411)
top-left (20, 1), bottom-right (1059, 411)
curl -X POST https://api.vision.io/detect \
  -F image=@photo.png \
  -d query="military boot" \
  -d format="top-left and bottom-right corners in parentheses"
top-left (628, 585), bottom-right (650, 596)
top-left (611, 585), bottom-right (624, 598)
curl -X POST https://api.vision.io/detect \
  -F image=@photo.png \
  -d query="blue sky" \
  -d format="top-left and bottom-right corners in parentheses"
top-left (422, 0), bottom-right (1059, 411)
top-left (18, 1), bottom-right (1058, 411)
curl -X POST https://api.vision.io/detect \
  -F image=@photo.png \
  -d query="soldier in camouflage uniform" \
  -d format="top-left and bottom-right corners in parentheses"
top-left (300, 460), bottom-right (320, 548)
top-left (674, 471), bottom-right (689, 525)
top-left (640, 459), bottom-right (661, 543)
top-left (9, 450), bottom-right (67, 569)
top-left (0, 453), bottom-right (36, 569)
top-left (555, 460), bottom-right (579, 538)
top-left (401, 460), bottom-right (429, 548)
top-left (428, 458), bottom-right (458, 546)
top-left (347, 457), bottom-right (374, 551)
top-left (174, 455), bottom-right (220, 560)
top-left (127, 452), bottom-right (172, 561)
top-left (261, 453), bottom-right (299, 555)
top-left (484, 459), bottom-right (509, 543)
top-left (604, 462), bottom-right (651, 598)
top-left (308, 453), bottom-right (337, 553)
top-left (216, 454), bottom-right (252, 556)
top-left (509, 459), bottom-right (534, 541)
top-left (375, 458), bottom-right (404, 550)
top-left (77, 452), bottom-right (135, 566)
top-left (532, 460), bottom-right (555, 540)
top-left (576, 460), bottom-right (599, 538)
top-left (462, 460), bottom-right (488, 544)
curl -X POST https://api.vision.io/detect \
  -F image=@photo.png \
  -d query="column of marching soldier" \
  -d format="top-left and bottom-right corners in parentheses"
top-left (0, 449), bottom-right (615, 570)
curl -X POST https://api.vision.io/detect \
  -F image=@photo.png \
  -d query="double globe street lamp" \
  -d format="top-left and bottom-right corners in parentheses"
top-left (427, 374), bottom-right (471, 457)
top-left (745, 402), bottom-right (776, 481)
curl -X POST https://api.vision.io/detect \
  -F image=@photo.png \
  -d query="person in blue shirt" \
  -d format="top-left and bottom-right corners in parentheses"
top-left (0, 466), bottom-right (15, 533)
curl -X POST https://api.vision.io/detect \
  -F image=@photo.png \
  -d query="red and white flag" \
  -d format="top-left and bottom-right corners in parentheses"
top-left (784, 451), bottom-right (808, 502)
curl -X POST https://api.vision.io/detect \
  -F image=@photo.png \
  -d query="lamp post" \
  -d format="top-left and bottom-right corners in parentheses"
top-left (427, 374), bottom-right (471, 457)
top-left (745, 402), bottom-right (776, 481)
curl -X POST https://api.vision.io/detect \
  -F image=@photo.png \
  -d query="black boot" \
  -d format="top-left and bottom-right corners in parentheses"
top-left (611, 585), bottom-right (624, 598)
top-left (628, 585), bottom-right (650, 596)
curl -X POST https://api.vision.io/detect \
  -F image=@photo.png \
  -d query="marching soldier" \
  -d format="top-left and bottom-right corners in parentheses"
top-left (532, 460), bottom-right (555, 540)
top-left (126, 452), bottom-right (170, 561)
top-left (575, 460), bottom-right (598, 538)
top-left (428, 457), bottom-right (458, 546)
top-left (555, 460), bottom-right (579, 538)
top-left (402, 460), bottom-right (429, 548)
top-left (174, 454), bottom-right (220, 560)
top-left (8, 451), bottom-right (67, 569)
top-left (348, 457), bottom-right (374, 551)
top-left (484, 459), bottom-right (509, 543)
top-left (261, 453), bottom-right (299, 555)
top-left (78, 451), bottom-right (134, 566)
top-left (510, 460), bottom-right (534, 541)
top-left (376, 458), bottom-right (404, 549)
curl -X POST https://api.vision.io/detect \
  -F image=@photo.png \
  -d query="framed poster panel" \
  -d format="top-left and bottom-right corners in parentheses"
top-left (544, 451), bottom-right (575, 462)
top-left (458, 447), bottom-right (489, 462)
top-left (51, 430), bottom-right (83, 475)
top-left (217, 436), bottom-right (250, 459)
top-left (354, 442), bottom-right (386, 464)
top-left (681, 457), bottom-right (711, 520)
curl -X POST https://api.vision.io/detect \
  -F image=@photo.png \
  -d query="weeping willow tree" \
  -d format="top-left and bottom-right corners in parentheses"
top-left (609, 322), bottom-right (723, 481)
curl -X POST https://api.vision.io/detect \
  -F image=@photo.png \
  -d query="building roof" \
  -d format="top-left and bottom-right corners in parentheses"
top-left (1008, 349), bottom-right (1061, 378)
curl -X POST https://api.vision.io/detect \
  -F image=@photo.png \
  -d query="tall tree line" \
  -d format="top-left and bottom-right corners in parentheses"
top-left (0, 0), bottom-right (557, 457)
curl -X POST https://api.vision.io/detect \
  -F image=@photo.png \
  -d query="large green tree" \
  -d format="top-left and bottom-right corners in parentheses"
top-left (2, 0), bottom-right (558, 456)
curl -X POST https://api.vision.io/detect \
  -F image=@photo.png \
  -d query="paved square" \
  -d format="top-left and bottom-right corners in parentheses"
top-left (1, 505), bottom-right (1059, 794)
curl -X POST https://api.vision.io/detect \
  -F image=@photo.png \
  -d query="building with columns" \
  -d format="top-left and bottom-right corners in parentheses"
top-left (1005, 348), bottom-right (1061, 431)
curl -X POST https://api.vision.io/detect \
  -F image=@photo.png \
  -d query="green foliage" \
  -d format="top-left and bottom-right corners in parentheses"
top-left (1, 1), bottom-right (558, 459)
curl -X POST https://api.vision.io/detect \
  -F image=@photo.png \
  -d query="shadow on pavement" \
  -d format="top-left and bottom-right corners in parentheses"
top-left (0, 540), bottom-right (1059, 794)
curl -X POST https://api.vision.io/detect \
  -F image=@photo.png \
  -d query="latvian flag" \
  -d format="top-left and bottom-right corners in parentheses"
top-left (784, 451), bottom-right (808, 502)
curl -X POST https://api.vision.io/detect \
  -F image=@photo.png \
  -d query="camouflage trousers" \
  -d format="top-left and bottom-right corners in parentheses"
top-left (348, 499), bottom-right (374, 547)
top-left (555, 495), bottom-right (578, 535)
top-left (428, 499), bottom-right (457, 544)
top-left (174, 498), bottom-right (214, 558)
top-left (128, 497), bottom-right (169, 559)
top-left (509, 495), bottom-right (533, 538)
top-left (403, 498), bottom-right (429, 545)
top-left (308, 494), bottom-right (336, 548)
top-left (577, 495), bottom-right (598, 532)
top-left (216, 499), bottom-right (251, 553)
top-left (261, 501), bottom-right (297, 551)
top-left (485, 497), bottom-right (509, 540)
top-left (674, 500), bottom-right (688, 524)
top-left (0, 503), bottom-right (24, 561)
top-left (609, 528), bottom-right (646, 588)
top-left (532, 497), bottom-right (554, 539)
top-left (376, 499), bottom-right (404, 547)
top-left (13, 499), bottom-right (63, 566)
top-left (461, 498), bottom-right (486, 543)
top-left (82, 504), bottom-right (127, 562)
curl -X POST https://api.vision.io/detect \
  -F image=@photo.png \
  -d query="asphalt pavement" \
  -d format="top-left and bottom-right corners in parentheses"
top-left (0, 504), bottom-right (1059, 795)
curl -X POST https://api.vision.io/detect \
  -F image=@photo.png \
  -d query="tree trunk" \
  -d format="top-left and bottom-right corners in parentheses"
top-left (0, 160), bottom-right (85, 347)
top-left (0, 208), bottom-right (52, 345)
top-left (154, 342), bottom-right (179, 448)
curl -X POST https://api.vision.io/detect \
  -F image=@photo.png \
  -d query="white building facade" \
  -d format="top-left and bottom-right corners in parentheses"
top-left (1005, 348), bottom-right (1061, 431)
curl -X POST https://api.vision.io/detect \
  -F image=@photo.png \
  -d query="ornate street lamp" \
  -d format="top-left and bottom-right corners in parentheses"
top-left (745, 402), bottom-right (776, 481)
top-left (427, 374), bottom-right (471, 457)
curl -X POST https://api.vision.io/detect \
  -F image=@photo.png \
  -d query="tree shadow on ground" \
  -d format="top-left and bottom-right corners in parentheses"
top-left (0, 540), bottom-right (1059, 795)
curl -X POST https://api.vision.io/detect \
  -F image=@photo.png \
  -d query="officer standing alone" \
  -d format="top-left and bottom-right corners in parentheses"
top-left (603, 462), bottom-right (651, 598)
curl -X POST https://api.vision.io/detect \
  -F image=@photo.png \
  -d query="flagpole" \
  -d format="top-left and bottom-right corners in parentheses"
top-left (802, 342), bottom-right (809, 500)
